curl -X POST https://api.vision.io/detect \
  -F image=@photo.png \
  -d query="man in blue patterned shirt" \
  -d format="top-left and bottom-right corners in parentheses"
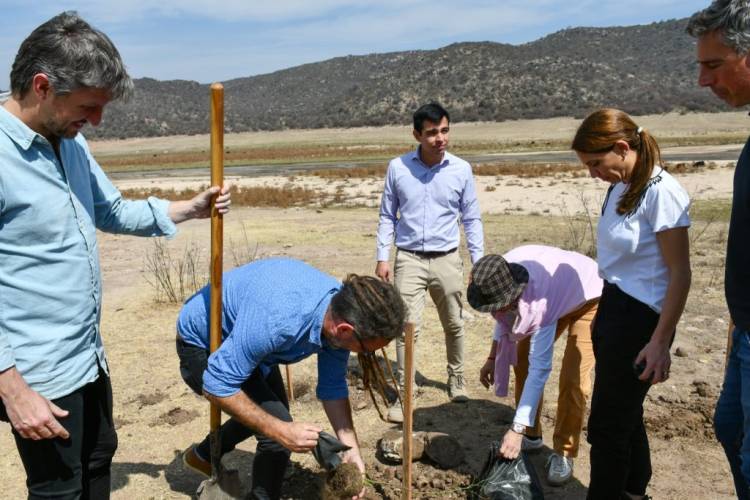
top-left (176, 257), bottom-right (406, 499)
top-left (0, 12), bottom-right (230, 499)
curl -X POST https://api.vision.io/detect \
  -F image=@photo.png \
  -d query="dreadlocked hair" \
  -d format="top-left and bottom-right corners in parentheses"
top-left (330, 274), bottom-right (406, 341)
top-left (572, 108), bottom-right (662, 215)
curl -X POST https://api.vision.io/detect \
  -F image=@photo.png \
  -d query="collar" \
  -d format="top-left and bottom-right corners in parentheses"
top-left (308, 289), bottom-right (337, 349)
top-left (0, 104), bottom-right (47, 151)
top-left (411, 146), bottom-right (449, 169)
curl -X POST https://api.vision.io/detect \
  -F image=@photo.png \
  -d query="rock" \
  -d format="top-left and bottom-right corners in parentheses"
top-left (424, 432), bottom-right (465, 469)
top-left (353, 400), bottom-right (368, 411)
top-left (431, 478), bottom-right (445, 489)
top-left (377, 430), bottom-right (425, 463)
top-left (674, 347), bottom-right (689, 357)
top-left (693, 380), bottom-right (713, 398)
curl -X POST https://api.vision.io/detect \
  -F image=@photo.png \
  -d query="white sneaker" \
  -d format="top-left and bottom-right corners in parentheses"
top-left (386, 402), bottom-right (404, 423)
top-left (521, 435), bottom-right (544, 451)
top-left (546, 453), bottom-right (573, 486)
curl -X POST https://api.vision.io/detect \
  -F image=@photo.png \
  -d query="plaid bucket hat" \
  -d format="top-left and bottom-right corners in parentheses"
top-left (467, 254), bottom-right (529, 312)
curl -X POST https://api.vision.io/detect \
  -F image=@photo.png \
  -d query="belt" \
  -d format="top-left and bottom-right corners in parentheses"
top-left (397, 247), bottom-right (457, 259)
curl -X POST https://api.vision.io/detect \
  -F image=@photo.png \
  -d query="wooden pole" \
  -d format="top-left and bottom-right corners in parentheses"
top-left (401, 323), bottom-right (415, 500)
top-left (285, 365), bottom-right (295, 401)
top-left (208, 82), bottom-right (224, 478)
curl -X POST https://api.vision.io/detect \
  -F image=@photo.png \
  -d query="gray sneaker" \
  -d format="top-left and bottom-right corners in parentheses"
top-left (447, 374), bottom-right (469, 402)
top-left (546, 453), bottom-right (573, 486)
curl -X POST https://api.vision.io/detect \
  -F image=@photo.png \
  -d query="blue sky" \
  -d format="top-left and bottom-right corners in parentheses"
top-left (1, 1), bottom-right (709, 90)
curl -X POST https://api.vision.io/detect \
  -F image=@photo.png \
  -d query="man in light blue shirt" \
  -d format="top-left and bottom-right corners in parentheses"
top-left (376, 102), bottom-right (484, 421)
top-left (0, 12), bottom-right (230, 499)
top-left (176, 258), bottom-right (406, 499)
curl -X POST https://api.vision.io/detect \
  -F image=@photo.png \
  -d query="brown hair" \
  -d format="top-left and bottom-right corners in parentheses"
top-left (330, 274), bottom-right (406, 341)
top-left (571, 108), bottom-right (662, 215)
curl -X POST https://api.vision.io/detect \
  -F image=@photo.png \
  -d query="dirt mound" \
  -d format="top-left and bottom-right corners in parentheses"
top-left (367, 461), bottom-right (473, 500)
top-left (133, 390), bottom-right (167, 408)
top-left (424, 432), bottom-right (465, 469)
top-left (645, 391), bottom-right (715, 441)
top-left (152, 407), bottom-right (200, 427)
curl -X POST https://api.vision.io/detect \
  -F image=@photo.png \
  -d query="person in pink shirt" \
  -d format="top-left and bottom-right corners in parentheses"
top-left (467, 245), bottom-right (602, 486)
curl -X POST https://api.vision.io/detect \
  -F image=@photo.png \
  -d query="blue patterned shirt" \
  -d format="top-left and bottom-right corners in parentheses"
top-left (176, 258), bottom-right (350, 400)
top-left (0, 105), bottom-right (176, 399)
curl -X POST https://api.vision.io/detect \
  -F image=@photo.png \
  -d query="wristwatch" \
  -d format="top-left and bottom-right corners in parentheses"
top-left (511, 422), bottom-right (525, 434)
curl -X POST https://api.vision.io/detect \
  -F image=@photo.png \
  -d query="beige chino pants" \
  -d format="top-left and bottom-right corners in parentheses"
top-left (513, 298), bottom-right (598, 458)
top-left (393, 249), bottom-right (465, 385)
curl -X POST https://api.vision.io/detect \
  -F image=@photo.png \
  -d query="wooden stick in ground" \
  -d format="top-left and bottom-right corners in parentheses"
top-left (285, 365), bottom-right (295, 401)
top-left (208, 82), bottom-right (224, 479)
top-left (401, 323), bottom-right (415, 500)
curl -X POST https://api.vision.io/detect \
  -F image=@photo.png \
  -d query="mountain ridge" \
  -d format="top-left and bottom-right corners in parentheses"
top-left (85, 18), bottom-right (725, 139)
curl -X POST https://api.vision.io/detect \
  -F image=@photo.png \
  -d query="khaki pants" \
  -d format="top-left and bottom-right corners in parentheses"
top-left (394, 249), bottom-right (465, 384)
top-left (513, 299), bottom-right (598, 457)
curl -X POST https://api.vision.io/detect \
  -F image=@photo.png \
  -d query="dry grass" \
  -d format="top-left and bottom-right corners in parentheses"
top-left (121, 184), bottom-right (322, 208)
top-left (310, 165), bottom-right (387, 178)
top-left (91, 110), bottom-right (750, 174)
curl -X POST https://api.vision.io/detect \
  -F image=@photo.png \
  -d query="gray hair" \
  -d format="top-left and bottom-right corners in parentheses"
top-left (687, 0), bottom-right (750, 54)
top-left (10, 11), bottom-right (133, 100)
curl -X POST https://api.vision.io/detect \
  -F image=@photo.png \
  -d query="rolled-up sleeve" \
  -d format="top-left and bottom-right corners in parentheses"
top-left (86, 144), bottom-right (177, 238)
top-left (0, 328), bottom-right (15, 372)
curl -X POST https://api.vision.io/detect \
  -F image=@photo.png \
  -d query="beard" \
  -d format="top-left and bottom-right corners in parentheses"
top-left (42, 117), bottom-right (82, 140)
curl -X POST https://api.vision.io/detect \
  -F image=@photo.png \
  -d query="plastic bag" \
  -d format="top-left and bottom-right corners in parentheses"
top-left (472, 441), bottom-right (544, 500)
top-left (312, 431), bottom-right (351, 471)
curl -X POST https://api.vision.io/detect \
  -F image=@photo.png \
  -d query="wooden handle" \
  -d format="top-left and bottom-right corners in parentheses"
top-left (285, 364), bottom-right (295, 401)
top-left (401, 322), bottom-right (415, 500)
top-left (209, 82), bottom-right (224, 440)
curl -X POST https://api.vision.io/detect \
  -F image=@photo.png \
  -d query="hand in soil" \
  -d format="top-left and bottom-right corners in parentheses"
top-left (341, 449), bottom-right (366, 498)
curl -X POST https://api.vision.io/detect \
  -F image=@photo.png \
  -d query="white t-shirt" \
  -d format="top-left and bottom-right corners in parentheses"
top-left (597, 167), bottom-right (690, 312)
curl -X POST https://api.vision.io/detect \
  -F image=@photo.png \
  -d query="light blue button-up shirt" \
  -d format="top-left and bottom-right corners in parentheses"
top-left (376, 149), bottom-right (484, 263)
top-left (0, 105), bottom-right (177, 400)
top-left (176, 258), bottom-right (350, 400)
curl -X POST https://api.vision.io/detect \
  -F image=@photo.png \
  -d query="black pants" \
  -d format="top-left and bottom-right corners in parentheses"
top-left (176, 337), bottom-right (292, 500)
top-left (1, 368), bottom-right (118, 500)
top-left (586, 282), bottom-right (661, 499)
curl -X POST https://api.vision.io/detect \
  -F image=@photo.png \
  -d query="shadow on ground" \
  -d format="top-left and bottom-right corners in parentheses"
top-left (371, 399), bottom-right (589, 499)
top-left (113, 448), bottom-right (325, 499)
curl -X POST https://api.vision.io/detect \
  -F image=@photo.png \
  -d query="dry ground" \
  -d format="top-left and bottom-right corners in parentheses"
top-left (0, 111), bottom-right (742, 498)
top-left (0, 189), bottom-right (735, 498)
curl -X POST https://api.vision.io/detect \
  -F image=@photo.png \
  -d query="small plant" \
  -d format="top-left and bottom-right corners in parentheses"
top-left (143, 239), bottom-right (207, 303)
top-left (559, 189), bottom-right (598, 258)
top-left (228, 221), bottom-right (259, 268)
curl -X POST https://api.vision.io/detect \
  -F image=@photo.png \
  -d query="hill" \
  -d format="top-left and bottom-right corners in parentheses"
top-left (89, 18), bottom-right (723, 139)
